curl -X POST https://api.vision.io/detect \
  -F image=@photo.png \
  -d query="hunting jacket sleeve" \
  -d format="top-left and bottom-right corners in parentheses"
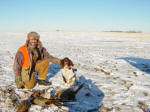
top-left (42, 47), bottom-right (61, 65)
top-left (13, 51), bottom-right (24, 76)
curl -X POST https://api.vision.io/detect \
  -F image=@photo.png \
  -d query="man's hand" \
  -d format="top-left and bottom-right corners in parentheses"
top-left (60, 57), bottom-right (74, 68)
top-left (15, 76), bottom-right (25, 89)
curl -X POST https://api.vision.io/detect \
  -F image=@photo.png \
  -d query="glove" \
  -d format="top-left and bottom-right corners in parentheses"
top-left (60, 57), bottom-right (74, 68)
top-left (15, 76), bottom-right (24, 89)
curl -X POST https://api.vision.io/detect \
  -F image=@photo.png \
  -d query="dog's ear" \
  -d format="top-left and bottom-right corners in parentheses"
top-left (68, 59), bottom-right (74, 66)
top-left (60, 58), bottom-right (65, 68)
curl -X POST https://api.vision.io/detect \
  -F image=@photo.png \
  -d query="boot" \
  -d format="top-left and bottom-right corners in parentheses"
top-left (37, 79), bottom-right (52, 86)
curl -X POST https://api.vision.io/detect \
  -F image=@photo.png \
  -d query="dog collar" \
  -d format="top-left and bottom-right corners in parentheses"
top-left (64, 66), bottom-right (72, 69)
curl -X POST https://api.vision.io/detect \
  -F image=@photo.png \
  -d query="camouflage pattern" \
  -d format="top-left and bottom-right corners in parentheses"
top-left (15, 76), bottom-right (24, 89)
top-left (13, 32), bottom-right (61, 89)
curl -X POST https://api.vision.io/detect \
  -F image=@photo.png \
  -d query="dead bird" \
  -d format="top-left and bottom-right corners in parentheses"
top-left (17, 84), bottom-right (84, 112)
top-left (17, 100), bottom-right (31, 112)
top-left (56, 83), bottom-right (84, 101)
top-left (0, 85), bottom-right (20, 107)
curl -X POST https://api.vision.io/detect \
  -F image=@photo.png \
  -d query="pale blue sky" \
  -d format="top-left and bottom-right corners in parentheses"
top-left (0, 0), bottom-right (150, 32)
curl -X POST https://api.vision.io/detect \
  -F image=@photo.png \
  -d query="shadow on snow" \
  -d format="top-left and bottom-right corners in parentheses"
top-left (45, 63), bottom-right (104, 112)
top-left (117, 57), bottom-right (150, 74)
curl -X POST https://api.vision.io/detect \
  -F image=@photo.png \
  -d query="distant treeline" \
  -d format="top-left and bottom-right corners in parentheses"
top-left (104, 30), bottom-right (143, 33)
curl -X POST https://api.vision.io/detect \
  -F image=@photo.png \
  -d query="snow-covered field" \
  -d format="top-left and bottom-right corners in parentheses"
top-left (0, 31), bottom-right (150, 112)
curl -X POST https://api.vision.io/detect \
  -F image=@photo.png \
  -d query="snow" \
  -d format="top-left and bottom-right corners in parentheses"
top-left (0, 31), bottom-right (150, 112)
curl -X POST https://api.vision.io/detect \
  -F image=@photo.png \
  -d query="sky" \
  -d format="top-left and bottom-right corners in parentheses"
top-left (0, 0), bottom-right (150, 32)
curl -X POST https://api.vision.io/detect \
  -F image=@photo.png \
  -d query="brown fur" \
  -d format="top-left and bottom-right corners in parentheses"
top-left (61, 57), bottom-right (74, 68)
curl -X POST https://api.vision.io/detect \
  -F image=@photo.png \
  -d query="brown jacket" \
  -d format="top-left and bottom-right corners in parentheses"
top-left (13, 41), bottom-right (61, 77)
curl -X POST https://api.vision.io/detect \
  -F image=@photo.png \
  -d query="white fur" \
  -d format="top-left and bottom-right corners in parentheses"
top-left (61, 68), bottom-right (75, 87)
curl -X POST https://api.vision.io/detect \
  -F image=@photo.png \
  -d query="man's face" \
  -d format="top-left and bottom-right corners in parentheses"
top-left (29, 39), bottom-right (37, 46)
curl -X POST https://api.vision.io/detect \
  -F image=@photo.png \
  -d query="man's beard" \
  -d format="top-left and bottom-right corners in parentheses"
top-left (28, 43), bottom-right (37, 51)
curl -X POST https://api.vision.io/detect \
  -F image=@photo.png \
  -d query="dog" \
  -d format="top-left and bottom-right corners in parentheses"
top-left (61, 57), bottom-right (76, 87)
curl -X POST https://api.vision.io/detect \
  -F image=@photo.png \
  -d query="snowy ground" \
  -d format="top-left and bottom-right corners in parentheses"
top-left (0, 31), bottom-right (150, 112)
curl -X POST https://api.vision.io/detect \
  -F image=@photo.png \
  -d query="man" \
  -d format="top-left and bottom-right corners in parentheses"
top-left (13, 32), bottom-right (72, 89)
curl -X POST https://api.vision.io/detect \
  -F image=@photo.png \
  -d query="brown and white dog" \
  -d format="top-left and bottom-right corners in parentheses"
top-left (61, 57), bottom-right (76, 87)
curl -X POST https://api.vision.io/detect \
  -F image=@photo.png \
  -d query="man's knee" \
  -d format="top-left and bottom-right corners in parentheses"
top-left (37, 59), bottom-right (50, 65)
top-left (35, 59), bottom-right (50, 71)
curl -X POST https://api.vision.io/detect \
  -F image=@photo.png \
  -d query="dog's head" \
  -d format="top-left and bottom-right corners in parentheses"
top-left (61, 57), bottom-right (74, 68)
